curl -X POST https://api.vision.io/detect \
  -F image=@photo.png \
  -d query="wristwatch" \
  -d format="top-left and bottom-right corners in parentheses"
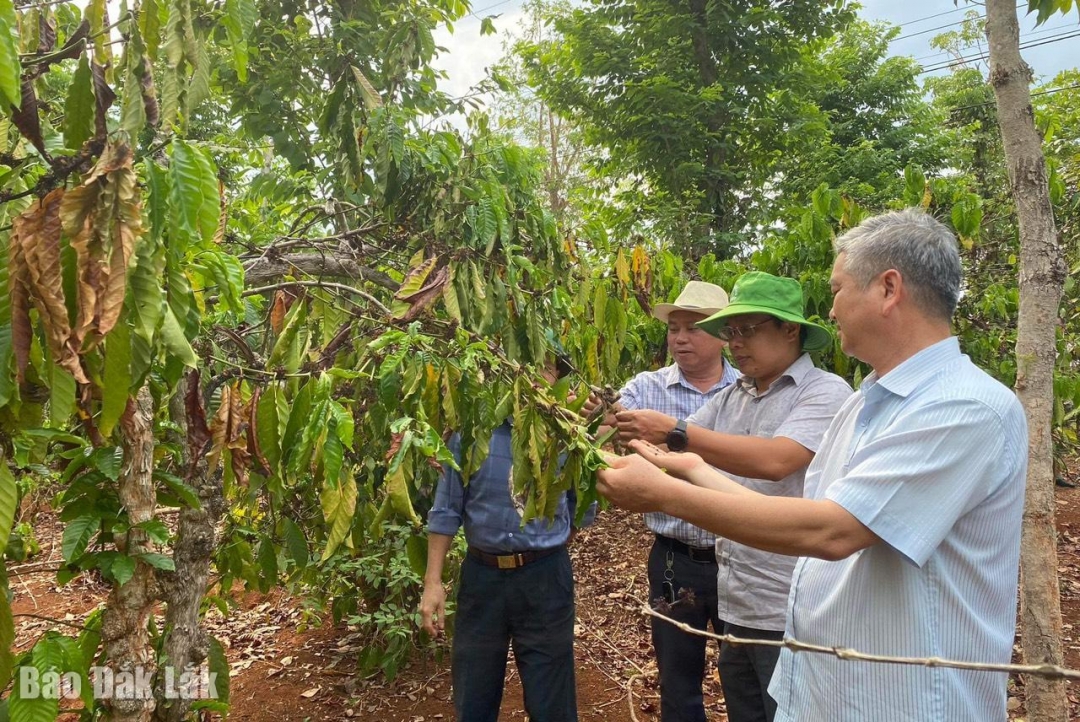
top-left (665, 419), bottom-right (689, 452)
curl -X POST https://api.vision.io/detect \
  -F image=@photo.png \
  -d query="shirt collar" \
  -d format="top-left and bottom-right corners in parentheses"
top-left (665, 361), bottom-right (733, 393)
top-left (736, 352), bottom-right (815, 393)
top-left (862, 337), bottom-right (961, 399)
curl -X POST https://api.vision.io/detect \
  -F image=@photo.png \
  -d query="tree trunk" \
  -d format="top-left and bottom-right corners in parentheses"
top-left (100, 386), bottom-right (158, 722)
top-left (153, 373), bottom-right (225, 722)
top-left (984, 2), bottom-right (1068, 720)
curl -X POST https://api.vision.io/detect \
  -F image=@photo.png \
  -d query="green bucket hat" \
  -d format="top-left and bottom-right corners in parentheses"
top-left (696, 272), bottom-right (832, 352)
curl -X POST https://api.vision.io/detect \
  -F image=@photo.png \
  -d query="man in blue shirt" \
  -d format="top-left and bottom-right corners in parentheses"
top-left (421, 367), bottom-right (595, 722)
top-left (596, 209), bottom-right (1028, 721)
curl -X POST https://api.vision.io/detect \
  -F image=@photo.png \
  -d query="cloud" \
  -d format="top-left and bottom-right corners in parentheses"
top-left (432, 6), bottom-right (528, 103)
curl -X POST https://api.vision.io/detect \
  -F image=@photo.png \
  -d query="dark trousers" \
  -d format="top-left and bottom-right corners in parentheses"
top-left (452, 548), bottom-right (577, 722)
top-left (717, 622), bottom-right (784, 722)
top-left (647, 537), bottom-right (723, 722)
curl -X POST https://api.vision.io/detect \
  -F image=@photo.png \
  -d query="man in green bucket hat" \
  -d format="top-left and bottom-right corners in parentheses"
top-left (695, 272), bottom-right (832, 354)
top-left (613, 271), bottom-right (850, 722)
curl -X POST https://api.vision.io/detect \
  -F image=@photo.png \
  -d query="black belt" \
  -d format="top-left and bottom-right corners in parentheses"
top-left (655, 534), bottom-right (716, 564)
top-left (467, 545), bottom-right (563, 570)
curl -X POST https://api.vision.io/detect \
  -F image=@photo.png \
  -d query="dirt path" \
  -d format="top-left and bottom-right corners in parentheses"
top-left (9, 484), bottom-right (1080, 720)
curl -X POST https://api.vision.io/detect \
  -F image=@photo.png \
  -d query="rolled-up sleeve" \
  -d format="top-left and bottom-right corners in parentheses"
top-left (427, 434), bottom-right (466, 536)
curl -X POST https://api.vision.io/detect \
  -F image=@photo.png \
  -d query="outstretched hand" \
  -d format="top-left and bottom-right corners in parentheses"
top-left (596, 451), bottom-right (680, 513)
top-left (627, 439), bottom-right (708, 481)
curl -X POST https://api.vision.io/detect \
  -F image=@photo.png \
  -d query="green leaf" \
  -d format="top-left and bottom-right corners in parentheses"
top-left (127, 226), bottom-right (165, 350)
top-left (256, 385), bottom-right (282, 473)
top-left (160, 305), bottom-right (198, 368)
top-left (320, 469), bottom-right (357, 561)
top-left (224, 0), bottom-right (255, 81)
top-left (134, 518), bottom-right (170, 545)
top-left (62, 514), bottom-right (99, 563)
top-left (322, 420), bottom-right (344, 485)
top-left (107, 554), bottom-right (136, 586)
top-left (48, 365), bottom-right (76, 427)
top-left (0, 0), bottom-right (19, 108)
top-left (281, 516), bottom-right (308, 570)
top-left (119, 44), bottom-right (147, 135)
top-left (9, 641), bottom-right (59, 722)
top-left (267, 298), bottom-right (307, 369)
top-left (169, 140), bottom-right (219, 246)
top-left (0, 456), bottom-right (16, 554)
top-left (155, 470), bottom-right (201, 509)
top-left (99, 322), bottom-right (132, 437)
top-left (137, 552), bottom-right (175, 571)
top-left (256, 534), bottom-right (277, 590)
top-left (63, 54), bottom-right (94, 150)
top-left (207, 636), bottom-right (230, 704)
top-left (92, 447), bottom-right (123, 481)
top-left (480, 16), bottom-right (496, 35)
top-left (405, 535), bottom-right (427, 577)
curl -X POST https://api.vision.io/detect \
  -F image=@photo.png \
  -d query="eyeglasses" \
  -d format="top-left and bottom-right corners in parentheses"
top-left (715, 319), bottom-right (776, 341)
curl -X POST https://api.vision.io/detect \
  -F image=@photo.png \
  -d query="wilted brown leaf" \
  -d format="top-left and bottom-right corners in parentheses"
top-left (397, 265), bottom-right (449, 322)
top-left (213, 179), bottom-right (227, 244)
top-left (37, 13), bottom-right (57, 54)
top-left (135, 51), bottom-right (159, 127)
top-left (270, 291), bottom-right (289, 335)
top-left (206, 385), bottom-right (232, 473)
top-left (229, 385), bottom-right (251, 488)
top-left (10, 78), bottom-right (48, 159)
top-left (385, 432), bottom-right (404, 463)
top-left (91, 62), bottom-right (116, 140)
top-left (8, 236), bottom-right (32, 382)
top-left (98, 147), bottom-right (141, 338)
top-left (185, 369), bottom-right (211, 469)
top-left (62, 142), bottom-right (140, 349)
top-left (247, 387), bottom-right (272, 476)
top-left (12, 189), bottom-right (88, 383)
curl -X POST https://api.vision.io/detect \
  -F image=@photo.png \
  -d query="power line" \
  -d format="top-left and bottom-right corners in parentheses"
top-left (892, 2), bottom-right (1012, 29)
top-left (468, 0), bottom-right (516, 19)
top-left (895, 13), bottom-right (987, 42)
top-left (918, 29), bottom-right (1080, 74)
top-left (891, 2), bottom-right (1026, 38)
top-left (945, 83), bottom-right (1080, 114)
top-left (910, 21), bottom-right (1074, 63)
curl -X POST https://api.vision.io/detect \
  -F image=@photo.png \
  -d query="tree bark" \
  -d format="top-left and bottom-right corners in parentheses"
top-left (153, 373), bottom-right (225, 722)
top-left (242, 252), bottom-right (397, 290)
top-left (100, 386), bottom-right (158, 722)
top-left (984, 2), bottom-right (1068, 720)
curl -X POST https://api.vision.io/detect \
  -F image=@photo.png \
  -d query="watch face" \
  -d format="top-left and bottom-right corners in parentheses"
top-left (666, 428), bottom-right (689, 452)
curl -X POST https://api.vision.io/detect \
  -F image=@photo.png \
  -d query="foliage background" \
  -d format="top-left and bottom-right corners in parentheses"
top-left (0, 0), bottom-right (1077, 718)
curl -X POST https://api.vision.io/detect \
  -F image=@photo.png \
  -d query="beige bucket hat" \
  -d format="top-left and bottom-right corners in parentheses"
top-left (653, 281), bottom-right (730, 323)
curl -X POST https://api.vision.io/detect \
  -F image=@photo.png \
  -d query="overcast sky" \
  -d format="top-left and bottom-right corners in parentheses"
top-left (431, 0), bottom-right (1080, 104)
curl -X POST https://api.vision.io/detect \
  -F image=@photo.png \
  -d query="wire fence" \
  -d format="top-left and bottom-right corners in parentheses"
top-left (638, 599), bottom-right (1080, 681)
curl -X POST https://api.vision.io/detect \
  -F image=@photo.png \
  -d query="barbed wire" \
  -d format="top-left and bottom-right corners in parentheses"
top-left (637, 598), bottom-right (1080, 681)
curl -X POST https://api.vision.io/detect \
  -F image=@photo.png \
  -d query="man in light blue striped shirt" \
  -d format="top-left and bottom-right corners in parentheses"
top-left (594, 280), bottom-right (739, 722)
top-left (597, 209), bottom-right (1027, 721)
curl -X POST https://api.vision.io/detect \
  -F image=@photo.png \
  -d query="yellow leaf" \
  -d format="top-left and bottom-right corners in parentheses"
top-left (390, 256), bottom-right (437, 319)
top-left (615, 248), bottom-right (630, 286)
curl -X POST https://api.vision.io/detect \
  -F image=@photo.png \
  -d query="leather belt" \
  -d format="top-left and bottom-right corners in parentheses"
top-left (656, 534), bottom-right (717, 564)
top-left (467, 545), bottom-right (563, 570)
